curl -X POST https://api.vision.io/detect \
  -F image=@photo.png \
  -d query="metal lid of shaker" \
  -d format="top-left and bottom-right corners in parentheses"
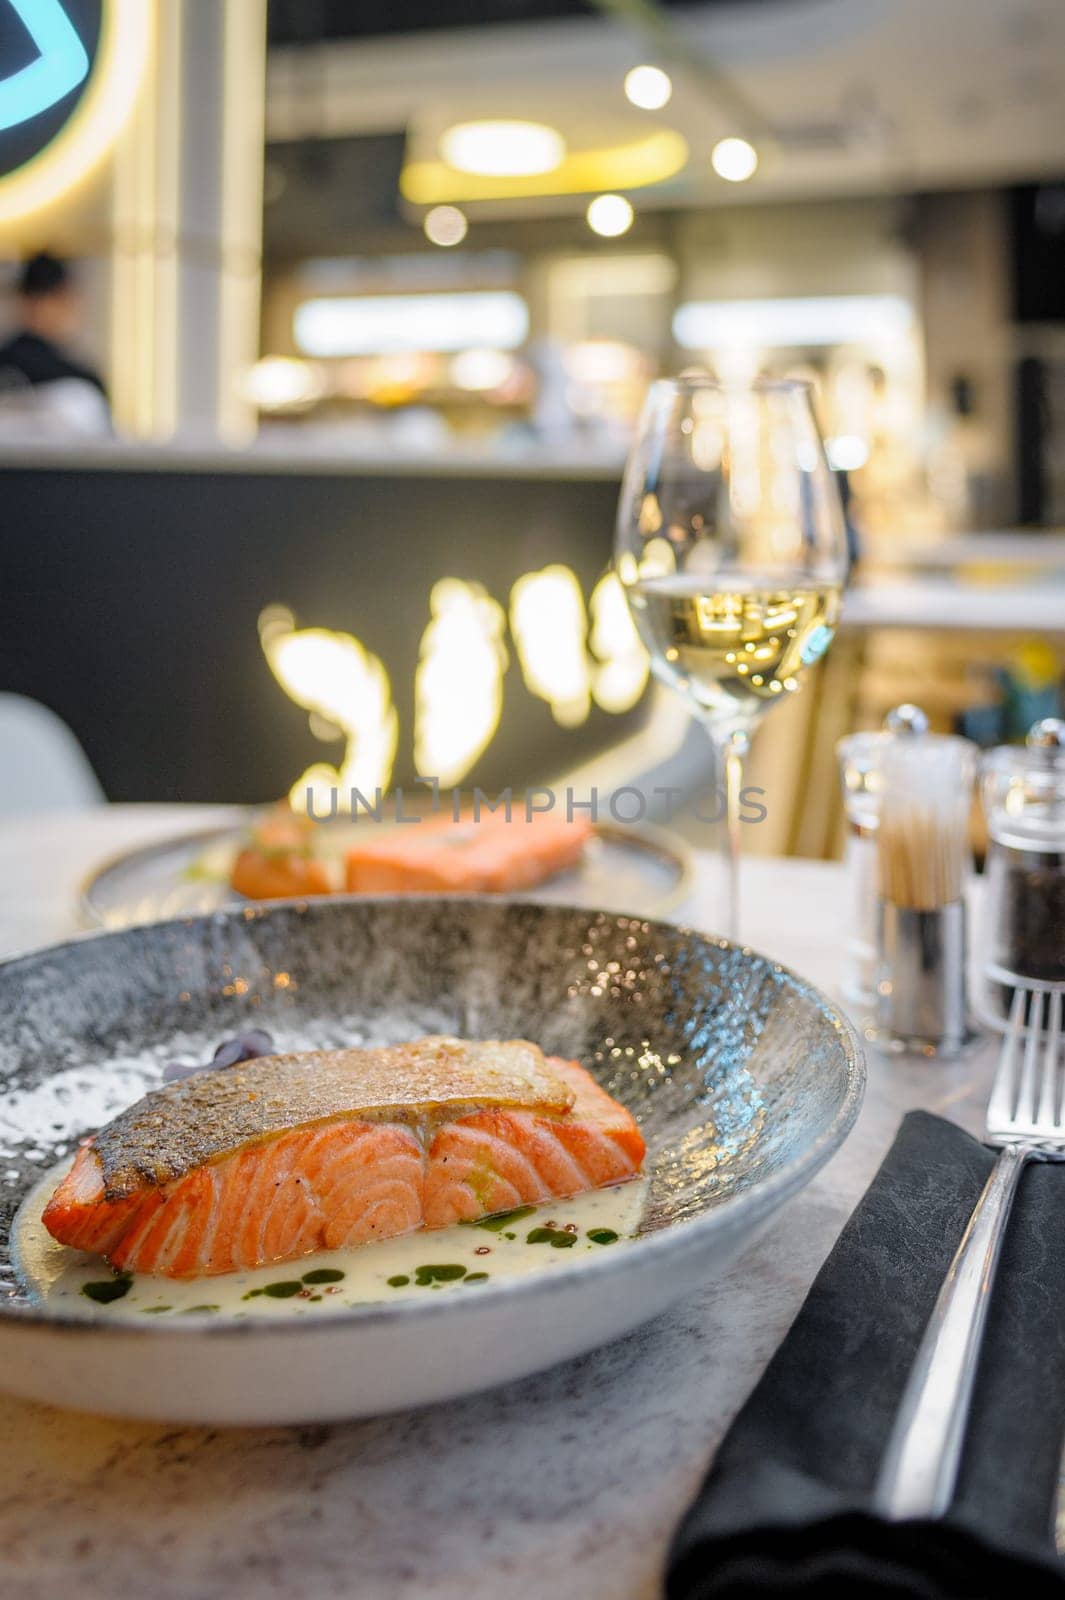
top-left (836, 705), bottom-right (930, 830)
top-left (1028, 718), bottom-right (1065, 751)
top-left (979, 717), bottom-right (1065, 851)
top-left (883, 703), bottom-right (929, 738)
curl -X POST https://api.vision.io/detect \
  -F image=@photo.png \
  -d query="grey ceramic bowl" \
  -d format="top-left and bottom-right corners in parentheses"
top-left (0, 899), bottom-right (863, 1423)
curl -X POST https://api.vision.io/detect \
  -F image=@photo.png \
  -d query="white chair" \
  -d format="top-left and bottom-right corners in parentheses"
top-left (0, 694), bottom-right (105, 814)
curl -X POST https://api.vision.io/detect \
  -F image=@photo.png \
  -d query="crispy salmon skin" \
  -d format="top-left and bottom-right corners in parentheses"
top-left (42, 1038), bottom-right (645, 1278)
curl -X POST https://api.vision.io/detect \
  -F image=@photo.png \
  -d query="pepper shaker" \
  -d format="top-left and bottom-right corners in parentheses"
top-left (976, 718), bottom-right (1065, 1030)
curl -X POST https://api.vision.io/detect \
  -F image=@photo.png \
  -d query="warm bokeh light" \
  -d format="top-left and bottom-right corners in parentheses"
top-left (589, 573), bottom-right (649, 713)
top-left (401, 129), bottom-right (687, 203)
top-left (414, 580), bottom-right (508, 786)
top-left (294, 292), bottom-right (529, 356)
top-left (260, 567), bottom-right (653, 806)
top-left (510, 567), bottom-right (649, 723)
top-left (624, 65), bottom-right (672, 110)
top-left (587, 193), bottom-right (634, 237)
top-left (356, 352), bottom-right (439, 405)
top-left (673, 295), bottom-right (914, 350)
top-left (259, 607), bottom-right (397, 811)
top-left (440, 120), bottom-right (565, 177)
top-left (449, 348), bottom-right (515, 391)
top-left (565, 340), bottom-right (642, 385)
top-left (510, 566), bottom-right (592, 728)
top-left (240, 357), bottom-right (324, 412)
top-left (826, 434), bottom-right (871, 472)
top-left (711, 137), bottom-right (759, 183)
top-left (423, 204), bottom-right (468, 246)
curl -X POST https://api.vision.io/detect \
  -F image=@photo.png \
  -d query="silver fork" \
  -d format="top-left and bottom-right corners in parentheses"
top-left (874, 984), bottom-right (1065, 1521)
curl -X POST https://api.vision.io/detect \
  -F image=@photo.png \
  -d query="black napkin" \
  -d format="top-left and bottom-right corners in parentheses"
top-left (667, 1111), bottom-right (1065, 1598)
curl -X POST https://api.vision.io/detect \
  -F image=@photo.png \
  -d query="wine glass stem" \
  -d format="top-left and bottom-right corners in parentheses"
top-left (721, 727), bottom-right (750, 942)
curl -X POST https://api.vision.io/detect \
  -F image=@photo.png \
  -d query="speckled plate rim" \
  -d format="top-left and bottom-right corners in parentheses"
top-left (0, 897), bottom-right (865, 1338)
top-left (76, 816), bottom-right (695, 928)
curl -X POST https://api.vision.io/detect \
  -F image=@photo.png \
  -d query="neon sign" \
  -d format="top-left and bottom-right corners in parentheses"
top-left (0, 0), bottom-right (149, 224)
top-left (0, 0), bottom-right (88, 133)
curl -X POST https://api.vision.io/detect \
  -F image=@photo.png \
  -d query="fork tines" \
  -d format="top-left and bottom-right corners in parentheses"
top-left (987, 987), bottom-right (1065, 1144)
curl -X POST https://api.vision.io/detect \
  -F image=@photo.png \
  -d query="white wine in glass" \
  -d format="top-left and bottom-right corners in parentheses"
top-left (615, 378), bottom-right (849, 939)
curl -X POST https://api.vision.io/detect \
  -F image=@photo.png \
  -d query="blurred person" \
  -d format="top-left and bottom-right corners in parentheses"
top-left (0, 252), bottom-right (110, 435)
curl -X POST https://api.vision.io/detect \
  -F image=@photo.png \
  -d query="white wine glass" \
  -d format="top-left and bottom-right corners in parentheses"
top-left (615, 375), bottom-right (849, 940)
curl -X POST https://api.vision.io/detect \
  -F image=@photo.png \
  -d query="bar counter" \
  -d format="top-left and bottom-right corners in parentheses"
top-left (3, 441), bottom-right (1062, 819)
top-left (0, 444), bottom-right (631, 804)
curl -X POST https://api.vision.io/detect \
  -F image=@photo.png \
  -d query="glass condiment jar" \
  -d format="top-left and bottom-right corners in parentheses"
top-left (976, 718), bottom-right (1065, 1029)
top-left (871, 730), bottom-right (977, 1058)
top-left (836, 705), bottom-right (929, 1008)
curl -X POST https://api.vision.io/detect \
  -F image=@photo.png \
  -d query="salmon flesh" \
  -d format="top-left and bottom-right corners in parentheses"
top-left (42, 1037), bottom-right (645, 1277)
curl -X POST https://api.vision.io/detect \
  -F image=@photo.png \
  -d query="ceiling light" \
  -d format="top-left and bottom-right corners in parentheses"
top-left (440, 120), bottom-right (565, 178)
top-left (423, 205), bottom-right (468, 247)
top-left (711, 137), bottom-right (758, 182)
top-left (294, 292), bottom-right (529, 357)
top-left (826, 435), bottom-right (870, 472)
top-left (587, 194), bottom-right (634, 237)
top-left (624, 65), bottom-right (672, 110)
top-left (672, 295), bottom-right (915, 350)
top-left (402, 129), bottom-right (687, 204)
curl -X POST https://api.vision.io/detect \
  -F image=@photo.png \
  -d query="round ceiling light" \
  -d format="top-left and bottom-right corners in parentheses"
top-left (624, 65), bottom-right (672, 110)
top-left (587, 194), bottom-right (634, 237)
top-left (440, 120), bottom-right (565, 177)
top-left (711, 136), bottom-right (758, 182)
top-left (424, 205), bottom-right (468, 246)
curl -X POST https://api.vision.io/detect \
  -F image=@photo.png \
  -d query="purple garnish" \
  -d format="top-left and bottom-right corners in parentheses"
top-left (239, 1029), bottom-right (275, 1057)
top-left (162, 1059), bottom-right (206, 1083)
top-left (211, 1039), bottom-right (245, 1069)
top-left (162, 1030), bottom-right (275, 1083)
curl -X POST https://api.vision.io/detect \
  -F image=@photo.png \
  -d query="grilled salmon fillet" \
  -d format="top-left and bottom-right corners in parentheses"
top-left (42, 1037), bottom-right (644, 1278)
top-left (344, 810), bottom-right (592, 895)
top-left (230, 811), bottom-right (334, 901)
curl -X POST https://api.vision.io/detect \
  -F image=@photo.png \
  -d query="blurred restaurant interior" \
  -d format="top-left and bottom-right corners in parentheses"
top-left (1, 0), bottom-right (1064, 863)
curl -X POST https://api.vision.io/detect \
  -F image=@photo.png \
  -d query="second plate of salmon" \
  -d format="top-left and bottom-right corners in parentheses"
top-left (0, 899), bottom-right (863, 1423)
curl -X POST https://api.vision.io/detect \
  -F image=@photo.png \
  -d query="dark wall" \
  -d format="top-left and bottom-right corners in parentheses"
top-left (266, 0), bottom-right (730, 45)
top-left (0, 462), bottom-right (636, 803)
top-left (1010, 183), bottom-right (1065, 325)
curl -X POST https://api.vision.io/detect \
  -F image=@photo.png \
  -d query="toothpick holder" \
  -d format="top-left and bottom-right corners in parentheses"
top-left (866, 732), bottom-right (981, 1060)
top-left (872, 900), bottom-right (977, 1057)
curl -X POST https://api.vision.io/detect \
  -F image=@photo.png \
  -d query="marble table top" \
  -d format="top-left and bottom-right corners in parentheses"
top-left (0, 806), bottom-right (1001, 1600)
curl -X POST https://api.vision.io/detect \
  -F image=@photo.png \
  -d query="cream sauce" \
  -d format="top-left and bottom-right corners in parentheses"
top-left (13, 1164), bottom-right (647, 1321)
